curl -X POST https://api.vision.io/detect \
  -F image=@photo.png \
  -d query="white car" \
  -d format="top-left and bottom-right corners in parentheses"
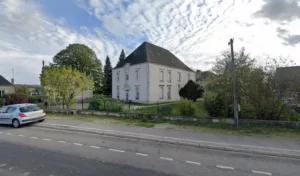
top-left (0, 104), bottom-right (46, 128)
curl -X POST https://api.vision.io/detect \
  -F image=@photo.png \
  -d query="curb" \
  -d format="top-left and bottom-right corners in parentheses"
top-left (33, 123), bottom-right (300, 160)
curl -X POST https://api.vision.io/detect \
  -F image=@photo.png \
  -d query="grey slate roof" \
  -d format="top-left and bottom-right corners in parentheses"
top-left (0, 75), bottom-right (12, 86)
top-left (114, 42), bottom-right (194, 72)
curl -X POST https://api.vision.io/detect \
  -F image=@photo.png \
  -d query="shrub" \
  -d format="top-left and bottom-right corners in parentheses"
top-left (176, 99), bottom-right (196, 116)
top-left (88, 94), bottom-right (104, 110)
top-left (204, 92), bottom-right (224, 118)
top-left (3, 93), bottom-right (28, 105)
top-left (104, 101), bottom-right (124, 112)
top-left (159, 106), bottom-right (173, 115)
top-left (30, 95), bottom-right (43, 103)
top-left (179, 80), bottom-right (204, 101)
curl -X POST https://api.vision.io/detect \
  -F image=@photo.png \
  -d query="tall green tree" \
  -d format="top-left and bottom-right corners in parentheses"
top-left (41, 66), bottom-right (94, 109)
top-left (52, 44), bottom-right (103, 93)
top-left (116, 49), bottom-right (125, 67)
top-left (104, 56), bottom-right (112, 95)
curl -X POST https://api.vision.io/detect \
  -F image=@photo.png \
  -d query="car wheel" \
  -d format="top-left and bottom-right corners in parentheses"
top-left (12, 119), bottom-right (20, 128)
top-left (38, 119), bottom-right (44, 122)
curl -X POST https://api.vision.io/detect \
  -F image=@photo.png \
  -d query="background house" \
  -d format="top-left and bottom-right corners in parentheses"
top-left (196, 70), bottom-right (212, 88)
top-left (0, 75), bottom-right (15, 96)
top-left (112, 42), bottom-right (195, 104)
top-left (276, 66), bottom-right (300, 99)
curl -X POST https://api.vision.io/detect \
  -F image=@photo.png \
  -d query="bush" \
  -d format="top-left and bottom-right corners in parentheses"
top-left (103, 101), bottom-right (124, 112)
top-left (3, 93), bottom-right (28, 105)
top-left (179, 80), bottom-right (204, 101)
top-left (88, 94), bottom-right (104, 110)
top-left (239, 104), bottom-right (256, 119)
top-left (159, 106), bottom-right (173, 115)
top-left (204, 92), bottom-right (224, 118)
top-left (176, 99), bottom-right (196, 116)
top-left (30, 95), bottom-right (43, 103)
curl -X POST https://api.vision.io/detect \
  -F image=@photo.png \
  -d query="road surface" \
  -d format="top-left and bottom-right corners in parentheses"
top-left (0, 124), bottom-right (299, 176)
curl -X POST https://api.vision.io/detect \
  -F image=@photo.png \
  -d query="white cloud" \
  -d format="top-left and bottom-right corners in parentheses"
top-left (0, 0), bottom-right (126, 84)
top-left (1, 0), bottom-right (300, 84)
top-left (75, 0), bottom-right (300, 69)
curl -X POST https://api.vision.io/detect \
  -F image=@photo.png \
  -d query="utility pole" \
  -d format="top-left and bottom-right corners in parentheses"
top-left (228, 38), bottom-right (239, 127)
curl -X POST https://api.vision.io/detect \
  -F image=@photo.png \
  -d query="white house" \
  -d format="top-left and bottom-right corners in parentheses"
top-left (112, 42), bottom-right (195, 104)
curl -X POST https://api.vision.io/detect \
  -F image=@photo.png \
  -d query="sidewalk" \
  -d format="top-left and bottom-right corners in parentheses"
top-left (34, 118), bottom-right (300, 158)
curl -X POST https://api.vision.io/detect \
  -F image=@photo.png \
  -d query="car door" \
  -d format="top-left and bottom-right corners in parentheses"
top-left (5, 107), bottom-right (17, 124)
top-left (0, 106), bottom-right (9, 124)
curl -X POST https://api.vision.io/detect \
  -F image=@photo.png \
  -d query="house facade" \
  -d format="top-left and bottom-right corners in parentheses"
top-left (112, 42), bottom-right (195, 104)
top-left (0, 75), bottom-right (15, 97)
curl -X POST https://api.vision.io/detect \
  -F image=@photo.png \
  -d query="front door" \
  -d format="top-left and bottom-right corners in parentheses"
top-left (126, 91), bottom-right (129, 101)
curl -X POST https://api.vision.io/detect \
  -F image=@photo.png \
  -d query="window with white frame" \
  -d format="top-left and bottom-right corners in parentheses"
top-left (167, 86), bottom-right (171, 99)
top-left (178, 72), bottom-right (181, 82)
top-left (0, 90), bottom-right (4, 97)
top-left (136, 70), bottom-right (140, 81)
top-left (160, 70), bottom-right (164, 82)
top-left (116, 86), bottom-right (120, 99)
top-left (135, 86), bottom-right (140, 100)
top-left (117, 71), bottom-right (120, 82)
top-left (159, 86), bottom-right (164, 99)
top-left (167, 71), bottom-right (171, 82)
top-left (178, 84), bottom-right (181, 91)
top-left (126, 74), bottom-right (129, 81)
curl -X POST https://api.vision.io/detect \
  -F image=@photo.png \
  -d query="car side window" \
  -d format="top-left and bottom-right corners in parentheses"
top-left (0, 107), bottom-right (8, 113)
top-left (7, 107), bottom-right (17, 113)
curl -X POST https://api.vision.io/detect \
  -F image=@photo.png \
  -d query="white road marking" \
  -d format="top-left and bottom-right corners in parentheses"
top-left (7, 132), bottom-right (13, 135)
top-left (136, 153), bottom-right (148, 156)
top-left (74, 143), bottom-right (83, 146)
top-left (109, 149), bottom-right (125, 153)
top-left (9, 167), bottom-right (14, 170)
top-left (43, 138), bottom-right (52, 141)
top-left (90, 145), bottom-right (101, 149)
top-left (30, 137), bottom-right (38, 139)
top-left (57, 140), bottom-right (66, 143)
top-left (217, 165), bottom-right (234, 170)
top-left (186, 161), bottom-right (201, 166)
top-left (0, 131), bottom-right (2, 134)
top-left (252, 170), bottom-right (272, 175)
top-left (42, 123), bottom-right (300, 153)
top-left (159, 157), bottom-right (173, 161)
top-left (18, 134), bottom-right (25, 137)
top-left (0, 164), bottom-right (6, 167)
top-left (22, 172), bottom-right (30, 176)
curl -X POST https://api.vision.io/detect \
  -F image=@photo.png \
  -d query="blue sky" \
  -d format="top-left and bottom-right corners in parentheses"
top-left (0, 0), bottom-right (300, 84)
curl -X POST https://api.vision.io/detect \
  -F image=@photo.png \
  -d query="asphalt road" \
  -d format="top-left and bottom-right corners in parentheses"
top-left (0, 124), bottom-right (299, 176)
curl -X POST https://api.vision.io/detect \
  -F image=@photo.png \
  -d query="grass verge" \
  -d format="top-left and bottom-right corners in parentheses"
top-left (46, 112), bottom-right (300, 140)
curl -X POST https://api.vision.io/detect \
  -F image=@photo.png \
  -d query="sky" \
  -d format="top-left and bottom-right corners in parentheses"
top-left (0, 0), bottom-right (300, 84)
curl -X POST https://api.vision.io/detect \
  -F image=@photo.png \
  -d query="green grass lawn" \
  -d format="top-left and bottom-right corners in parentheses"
top-left (133, 100), bottom-right (209, 118)
top-left (46, 113), bottom-right (300, 140)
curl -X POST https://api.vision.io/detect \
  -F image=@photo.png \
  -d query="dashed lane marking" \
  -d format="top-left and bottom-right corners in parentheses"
top-left (90, 146), bottom-right (101, 149)
top-left (159, 157), bottom-right (173, 161)
top-left (22, 172), bottom-right (30, 176)
top-left (186, 161), bottom-right (201, 166)
top-left (109, 149), bottom-right (125, 153)
top-left (0, 164), bottom-right (6, 167)
top-left (30, 137), bottom-right (39, 139)
top-left (252, 170), bottom-right (272, 175)
top-left (43, 138), bottom-right (52, 141)
top-left (57, 140), bottom-right (66, 143)
top-left (18, 134), bottom-right (25, 137)
top-left (74, 143), bottom-right (83, 146)
top-left (9, 167), bottom-right (14, 170)
top-left (136, 153), bottom-right (148, 156)
top-left (6, 133), bottom-right (13, 135)
top-left (217, 165), bottom-right (234, 170)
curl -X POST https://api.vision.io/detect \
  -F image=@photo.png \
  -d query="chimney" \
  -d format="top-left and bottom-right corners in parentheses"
top-left (11, 78), bottom-right (14, 84)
